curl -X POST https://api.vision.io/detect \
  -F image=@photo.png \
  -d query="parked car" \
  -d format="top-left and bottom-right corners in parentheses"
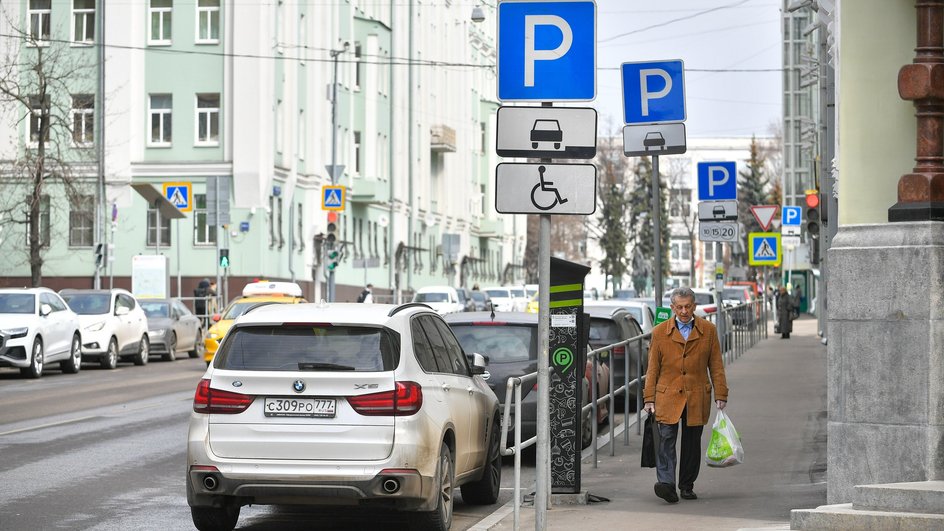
top-left (445, 311), bottom-right (609, 450)
top-left (455, 287), bottom-right (477, 312)
top-left (664, 288), bottom-right (719, 314)
top-left (60, 288), bottom-right (150, 369)
top-left (412, 286), bottom-right (466, 316)
top-left (204, 281), bottom-right (307, 366)
top-left (139, 298), bottom-right (205, 361)
top-left (722, 286), bottom-right (756, 326)
top-left (482, 286), bottom-right (517, 313)
top-left (0, 288), bottom-right (82, 378)
top-left (187, 302), bottom-right (501, 531)
top-left (586, 299), bottom-right (656, 334)
top-left (611, 288), bottom-right (637, 300)
top-left (469, 289), bottom-right (492, 312)
top-left (509, 287), bottom-right (529, 312)
top-left (585, 306), bottom-right (647, 407)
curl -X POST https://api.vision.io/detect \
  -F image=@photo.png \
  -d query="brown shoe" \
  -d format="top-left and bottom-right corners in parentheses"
top-left (680, 489), bottom-right (697, 500)
top-left (654, 482), bottom-right (679, 503)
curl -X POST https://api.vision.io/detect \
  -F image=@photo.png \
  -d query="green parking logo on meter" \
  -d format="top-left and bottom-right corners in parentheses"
top-left (552, 347), bottom-right (574, 373)
top-left (655, 306), bottom-right (672, 325)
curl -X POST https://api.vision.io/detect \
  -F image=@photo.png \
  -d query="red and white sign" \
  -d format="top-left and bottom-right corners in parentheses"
top-left (750, 205), bottom-right (779, 231)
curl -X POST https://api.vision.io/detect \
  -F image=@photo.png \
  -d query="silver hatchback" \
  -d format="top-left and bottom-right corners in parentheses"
top-left (186, 302), bottom-right (501, 531)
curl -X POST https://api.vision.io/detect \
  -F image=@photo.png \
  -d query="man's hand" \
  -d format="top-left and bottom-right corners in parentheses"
top-left (644, 402), bottom-right (655, 414)
top-left (716, 400), bottom-right (727, 410)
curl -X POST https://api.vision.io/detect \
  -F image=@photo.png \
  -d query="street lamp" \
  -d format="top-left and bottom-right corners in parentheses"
top-left (327, 41), bottom-right (349, 302)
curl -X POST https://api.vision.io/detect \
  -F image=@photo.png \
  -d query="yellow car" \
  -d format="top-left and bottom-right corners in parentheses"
top-left (203, 281), bottom-right (306, 365)
top-left (526, 292), bottom-right (539, 313)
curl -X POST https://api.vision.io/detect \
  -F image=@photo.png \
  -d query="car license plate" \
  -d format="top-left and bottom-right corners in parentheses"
top-left (263, 397), bottom-right (336, 418)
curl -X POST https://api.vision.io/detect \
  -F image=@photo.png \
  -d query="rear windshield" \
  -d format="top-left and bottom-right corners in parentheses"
top-left (449, 323), bottom-right (535, 363)
top-left (415, 292), bottom-right (448, 303)
top-left (695, 293), bottom-right (715, 305)
top-left (222, 301), bottom-right (263, 320)
top-left (0, 294), bottom-right (35, 314)
top-left (471, 292), bottom-right (487, 302)
top-left (589, 318), bottom-right (620, 342)
top-left (623, 307), bottom-right (642, 322)
top-left (140, 301), bottom-right (170, 318)
top-left (722, 289), bottom-right (747, 301)
top-left (613, 289), bottom-right (636, 299)
top-left (510, 289), bottom-right (525, 298)
top-left (217, 325), bottom-right (400, 372)
top-left (62, 293), bottom-right (110, 315)
top-left (485, 289), bottom-right (509, 298)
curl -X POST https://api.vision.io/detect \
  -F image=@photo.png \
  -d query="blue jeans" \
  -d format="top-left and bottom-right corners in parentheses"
top-left (656, 408), bottom-right (704, 490)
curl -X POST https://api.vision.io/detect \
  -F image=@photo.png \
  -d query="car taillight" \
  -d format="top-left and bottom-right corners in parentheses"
top-left (193, 379), bottom-right (254, 414)
top-left (348, 381), bottom-right (423, 416)
top-left (613, 345), bottom-right (625, 358)
top-left (704, 307), bottom-right (717, 313)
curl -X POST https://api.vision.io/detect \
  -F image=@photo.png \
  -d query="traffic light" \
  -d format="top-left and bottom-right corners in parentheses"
top-left (326, 212), bottom-right (339, 271)
top-left (804, 190), bottom-right (821, 265)
top-left (219, 248), bottom-right (230, 269)
top-left (94, 243), bottom-right (106, 267)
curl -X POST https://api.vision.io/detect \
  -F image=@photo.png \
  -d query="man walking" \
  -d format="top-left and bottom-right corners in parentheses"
top-left (643, 286), bottom-right (729, 503)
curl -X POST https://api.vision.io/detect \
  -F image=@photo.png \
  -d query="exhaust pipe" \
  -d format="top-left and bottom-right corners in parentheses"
top-left (203, 475), bottom-right (219, 491)
top-left (382, 478), bottom-right (400, 494)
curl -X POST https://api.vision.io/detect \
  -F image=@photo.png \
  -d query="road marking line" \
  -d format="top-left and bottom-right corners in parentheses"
top-left (0, 415), bottom-right (97, 436)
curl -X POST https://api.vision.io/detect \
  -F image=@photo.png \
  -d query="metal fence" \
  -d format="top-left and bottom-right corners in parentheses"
top-left (496, 297), bottom-right (770, 530)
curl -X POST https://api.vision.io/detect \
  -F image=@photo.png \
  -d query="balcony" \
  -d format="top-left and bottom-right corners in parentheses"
top-left (349, 178), bottom-right (389, 204)
top-left (430, 125), bottom-right (457, 153)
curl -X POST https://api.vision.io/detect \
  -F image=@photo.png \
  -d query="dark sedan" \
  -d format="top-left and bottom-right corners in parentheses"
top-left (139, 299), bottom-right (204, 361)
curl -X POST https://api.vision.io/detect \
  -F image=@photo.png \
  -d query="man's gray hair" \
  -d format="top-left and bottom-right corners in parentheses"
top-left (670, 286), bottom-right (696, 304)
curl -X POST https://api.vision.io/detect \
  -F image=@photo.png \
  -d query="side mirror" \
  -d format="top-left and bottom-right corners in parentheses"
top-left (469, 352), bottom-right (488, 375)
top-left (212, 313), bottom-right (221, 322)
top-left (40, 303), bottom-right (52, 317)
top-left (116, 306), bottom-right (130, 316)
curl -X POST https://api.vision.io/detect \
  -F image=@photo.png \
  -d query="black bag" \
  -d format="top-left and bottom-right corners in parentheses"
top-left (356, 290), bottom-right (369, 303)
top-left (641, 414), bottom-right (660, 468)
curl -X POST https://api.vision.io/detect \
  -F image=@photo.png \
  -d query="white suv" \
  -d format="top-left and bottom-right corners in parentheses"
top-left (60, 289), bottom-right (150, 369)
top-left (0, 288), bottom-right (82, 378)
top-left (412, 286), bottom-right (465, 315)
top-left (187, 302), bottom-right (502, 531)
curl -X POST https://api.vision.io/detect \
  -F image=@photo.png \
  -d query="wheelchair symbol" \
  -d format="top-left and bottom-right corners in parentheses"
top-left (531, 165), bottom-right (569, 211)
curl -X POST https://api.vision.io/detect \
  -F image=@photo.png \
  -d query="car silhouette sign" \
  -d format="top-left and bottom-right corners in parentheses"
top-left (697, 200), bottom-right (738, 222)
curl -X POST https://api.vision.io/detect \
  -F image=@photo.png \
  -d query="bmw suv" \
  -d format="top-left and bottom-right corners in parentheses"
top-left (186, 302), bottom-right (501, 531)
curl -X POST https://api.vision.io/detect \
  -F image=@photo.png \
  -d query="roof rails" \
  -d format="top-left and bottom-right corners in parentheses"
top-left (388, 302), bottom-right (433, 317)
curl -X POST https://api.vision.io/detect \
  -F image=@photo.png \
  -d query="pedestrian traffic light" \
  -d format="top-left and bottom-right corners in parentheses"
top-left (219, 248), bottom-right (230, 268)
top-left (804, 190), bottom-right (820, 265)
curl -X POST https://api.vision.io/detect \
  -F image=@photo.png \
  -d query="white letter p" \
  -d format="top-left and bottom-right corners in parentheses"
top-left (524, 15), bottom-right (573, 88)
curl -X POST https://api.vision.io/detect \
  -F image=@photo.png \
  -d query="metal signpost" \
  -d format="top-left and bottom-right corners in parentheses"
top-left (620, 58), bottom-right (687, 308)
top-left (497, 2), bottom-right (596, 528)
top-left (696, 161), bottom-right (737, 343)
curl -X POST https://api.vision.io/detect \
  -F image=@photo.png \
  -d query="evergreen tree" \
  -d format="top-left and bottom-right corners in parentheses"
top-left (737, 136), bottom-right (770, 274)
top-left (589, 138), bottom-right (631, 291)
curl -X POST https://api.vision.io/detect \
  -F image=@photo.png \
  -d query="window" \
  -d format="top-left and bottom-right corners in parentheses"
top-left (72, 0), bottom-right (95, 44)
top-left (704, 242), bottom-right (714, 261)
top-left (353, 131), bottom-right (361, 174)
top-left (148, 94), bottom-right (172, 146)
top-left (354, 42), bottom-right (362, 90)
top-left (417, 316), bottom-right (451, 373)
top-left (195, 93), bottom-right (220, 146)
top-left (480, 122), bottom-right (487, 153)
top-left (268, 195), bottom-right (275, 248)
top-left (69, 194), bottom-right (94, 247)
top-left (196, 0), bottom-right (220, 43)
top-left (72, 94), bottom-right (94, 146)
top-left (149, 0), bottom-right (173, 45)
top-left (277, 196), bottom-right (284, 249)
top-left (193, 193), bottom-right (217, 245)
top-left (147, 205), bottom-right (172, 246)
top-left (296, 202), bottom-right (304, 252)
top-left (26, 194), bottom-right (50, 247)
top-left (28, 0), bottom-right (51, 44)
top-left (28, 95), bottom-right (49, 145)
top-left (275, 99), bottom-right (283, 154)
top-left (298, 109), bottom-right (306, 160)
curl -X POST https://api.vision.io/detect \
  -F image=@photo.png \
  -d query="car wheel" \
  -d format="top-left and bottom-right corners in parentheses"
top-left (20, 338), bottom-right (44, 379)
top-left (61, 333), bottom-right (82, 374)
top-left (411, 442), bottom-right (454, 531)
top-left (460, 418), bottom-right (502, 505)
top-left (133, 336), bottom-right (149, 366)
top-left (189, 329), bottom-right (205, 359)
top-left (190, 504), bottom-right (240, 531)
top-left (163, 333), bottom-right (177, 362)
top-left (101, 338), bottom-right (118, 370)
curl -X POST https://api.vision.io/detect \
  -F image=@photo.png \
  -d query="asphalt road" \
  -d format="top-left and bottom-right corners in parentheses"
top-left (0, 357), bottom-right (537, 531)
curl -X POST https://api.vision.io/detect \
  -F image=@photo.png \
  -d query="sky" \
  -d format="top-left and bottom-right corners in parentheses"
top-left (593, 0), bottom-right (783, 138)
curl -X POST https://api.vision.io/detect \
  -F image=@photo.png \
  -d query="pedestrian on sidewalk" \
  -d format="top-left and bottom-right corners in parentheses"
top-left (357, 284), bottom-right (373, 303)
top-left (777, 286), bottom-right (795, 339)
top-left (643, 286), bottom-right (729, 504)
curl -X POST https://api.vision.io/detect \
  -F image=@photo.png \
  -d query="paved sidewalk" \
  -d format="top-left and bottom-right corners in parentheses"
top-left (479, 316), bottom-right (827, 531)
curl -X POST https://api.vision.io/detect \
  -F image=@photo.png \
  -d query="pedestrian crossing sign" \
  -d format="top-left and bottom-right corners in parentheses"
top-left (322, 186), bottom-right (345, 211)
top-left (748, 232), bottom-right (781, 266)
top-left (162, 182), bottom-right (192, 212)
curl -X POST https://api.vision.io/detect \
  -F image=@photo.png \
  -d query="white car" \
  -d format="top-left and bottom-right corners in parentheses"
top-left (60, 288), bottom-right (150, 369)
top-left (585, 299), bottom-right (656, 334)
top-left (411, 286), bottom-right (465, 316)
top-left (187, 303), bottom-right (501, 531)
top-left (0, 288), bottom-right (82, 378)
top-left (482, 286), bottom-right (516, 312)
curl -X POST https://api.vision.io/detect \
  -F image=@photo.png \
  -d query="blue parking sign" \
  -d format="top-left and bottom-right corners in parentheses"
top-left (621, 60), bottom-right (686, 124)
top-left (498, 1), bottom-right (596, 101)
top-left (782, 205), bottom-right (802, 226)
top-left (697, 161), bottom-right (737, 201)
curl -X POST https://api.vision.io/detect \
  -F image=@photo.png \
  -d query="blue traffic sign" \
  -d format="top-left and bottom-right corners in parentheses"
top-left (782, 205), bottom-right (802, 226)
top-left (162, 182), bottom-right (192, 212)
top-left (748, 232), bottom-right (781, 266)
top-left (322, 186), bottom-right (345, 211)
top-left (497, 1), bottom-right (596, 101)
top-left (621, 60), bottom-right (686, 124)
top-left (697, 162), bottom-right (737, 201)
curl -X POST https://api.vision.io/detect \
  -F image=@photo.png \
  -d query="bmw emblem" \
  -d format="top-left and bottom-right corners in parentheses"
top-left (232, 380), bottom-right (243, 388)
top-left (293, 380), bottom-right (306, 393)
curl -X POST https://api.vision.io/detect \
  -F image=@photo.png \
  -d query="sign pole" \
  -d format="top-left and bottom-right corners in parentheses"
top-left (535, 101), bottom-right (552, 531)
top-left (652, 155), bottom-right (663, 305)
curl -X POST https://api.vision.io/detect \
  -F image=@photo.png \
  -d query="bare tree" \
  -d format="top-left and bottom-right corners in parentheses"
top-left (0, 22), bottom-right (98, 286)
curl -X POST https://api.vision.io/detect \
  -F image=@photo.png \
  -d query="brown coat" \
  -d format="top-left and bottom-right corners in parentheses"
top-left (643, 316), bottom-right (728, 426)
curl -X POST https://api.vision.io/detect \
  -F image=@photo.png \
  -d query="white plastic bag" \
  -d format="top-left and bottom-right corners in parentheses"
top-left (705, 409), bottom-right (744, 467)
